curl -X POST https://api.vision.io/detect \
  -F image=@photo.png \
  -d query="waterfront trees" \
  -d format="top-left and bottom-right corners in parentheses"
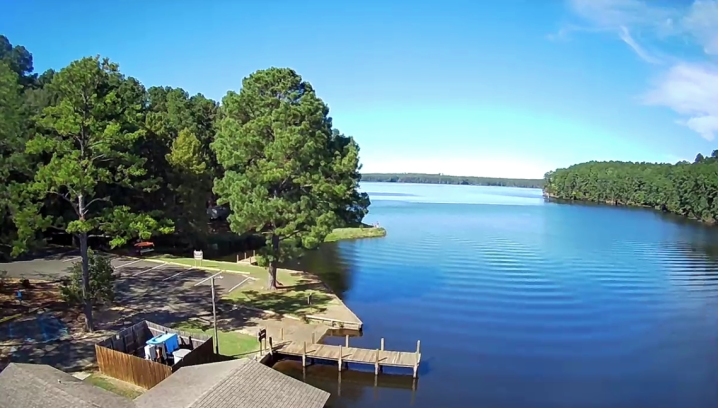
top-left (0, 34), bottom-right (371, 289)
top-left (543, 154), bottom-right (718, 222)
top-left (212, 68), bottom-right (367, 289)
top-left (362, 173), bottom-right (544, 188)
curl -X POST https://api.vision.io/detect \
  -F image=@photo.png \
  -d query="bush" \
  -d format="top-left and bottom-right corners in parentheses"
top-left (60, 255), bottom-right (116, 307)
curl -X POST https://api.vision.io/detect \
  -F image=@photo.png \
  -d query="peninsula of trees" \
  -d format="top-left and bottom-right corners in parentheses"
top-left (362, 173), bottom-right (544, 188)
top-left (543, 152), bottom-right (718, 223)
top-left (0, 35), bottom-right (369, 329)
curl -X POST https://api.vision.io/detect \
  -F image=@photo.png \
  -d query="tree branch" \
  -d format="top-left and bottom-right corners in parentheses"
top-left (85, 196), bottom-right (111, 212)
top-left (46, 190), bottom-right (78, 213)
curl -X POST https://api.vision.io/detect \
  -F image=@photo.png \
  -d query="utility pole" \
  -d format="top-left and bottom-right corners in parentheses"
top-left (211, 274), bottom-right (222, 354)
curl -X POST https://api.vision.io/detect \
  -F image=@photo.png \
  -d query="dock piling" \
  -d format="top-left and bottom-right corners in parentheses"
top-left (374, 349), bottom-right (380, 375)
top-left (380, 338), bottom-right (385, 351)
top-left (338, 345), bottom-right (343, 372)
top-left (345, 335), bottom-right (349, 347)
top-left (302, 341), bottom-right (307, 367)
top-left (280, 327), bottom-right (284, 341)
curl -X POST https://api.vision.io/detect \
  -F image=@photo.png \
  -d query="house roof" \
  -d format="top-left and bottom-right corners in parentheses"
top-left (0, 363), bottom-right (135, 408)
top-left (135, 358), bottom-right (330, 408)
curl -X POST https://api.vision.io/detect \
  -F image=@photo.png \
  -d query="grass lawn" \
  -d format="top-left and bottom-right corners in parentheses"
top-left (173, 320), bottom-right (259, 357)
top-left (85, 373), bottom-right (144, 399)
top-left (224, 288), bottom-right (335, 316)
top-left (152, 255), bottom-right (348, 319)
top-left (324, 226), bottom-right (387, 242)
top-left (151, 255), bottom-right (305, 287)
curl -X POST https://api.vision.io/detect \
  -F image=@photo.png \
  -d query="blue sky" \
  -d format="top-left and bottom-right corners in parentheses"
top-left (3, 0), bottom-right (718, 178)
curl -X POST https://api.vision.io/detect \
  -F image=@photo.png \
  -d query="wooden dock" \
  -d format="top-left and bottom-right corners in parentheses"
top-left (272, 337), bottom-right (422, 378)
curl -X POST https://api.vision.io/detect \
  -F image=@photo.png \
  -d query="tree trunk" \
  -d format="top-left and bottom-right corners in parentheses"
top-left (77, 194), bottom-right (94, 332)
top-left (267, 233), bottom-right (279, 290)
top-left (79, 232), bottom-right (94, 332)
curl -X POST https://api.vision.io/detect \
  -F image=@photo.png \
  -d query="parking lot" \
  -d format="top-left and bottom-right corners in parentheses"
top-left (113, 258), bottom-right (254, 296)
top-left (1, 249), bottom-right (254, 296)
top-left (1, 251), bottom-right (256, 344)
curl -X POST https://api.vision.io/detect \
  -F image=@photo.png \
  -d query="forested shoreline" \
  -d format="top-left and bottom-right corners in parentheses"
top-left (362, 173), bottom-right (544, 188)
top-left (543, 152), bottom-right (718, 223)
top-left (0, 35), bottom-right (369, 329)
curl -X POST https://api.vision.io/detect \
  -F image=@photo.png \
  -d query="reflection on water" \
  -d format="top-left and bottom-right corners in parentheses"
top-left (285, 244), bottom-right (354, 299)
top-left (273, 360), bottom-right (419, 408)
top-left (273, 183), bottom-right (718, 408)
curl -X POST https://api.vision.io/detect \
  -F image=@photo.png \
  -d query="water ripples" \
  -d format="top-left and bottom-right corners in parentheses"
top-left (294, 195), bottom-right (718, 407)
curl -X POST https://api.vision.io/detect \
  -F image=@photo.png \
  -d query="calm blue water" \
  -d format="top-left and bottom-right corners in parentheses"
top-left (278, 182), bottom-right (718, 408)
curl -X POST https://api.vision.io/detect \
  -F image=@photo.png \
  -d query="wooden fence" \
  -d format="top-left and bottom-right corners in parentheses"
top-left (95, 344), bottom-right (173, 389)
top-left (96, 320), bottom-right (215, 389)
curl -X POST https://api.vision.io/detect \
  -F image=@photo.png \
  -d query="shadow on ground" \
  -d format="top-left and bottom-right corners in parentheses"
top-left (226, 289), bottom-right (332, 316)
top-left (1, 262), bottom-right (268, 372)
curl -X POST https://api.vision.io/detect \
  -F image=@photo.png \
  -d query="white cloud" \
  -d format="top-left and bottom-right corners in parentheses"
top-left (561, 0), bottom-right (718, 140)
top-left (644, 63), bottom-right (718, 140)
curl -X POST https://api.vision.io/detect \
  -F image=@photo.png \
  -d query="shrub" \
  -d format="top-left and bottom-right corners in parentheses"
top-left (60, 255), bottom-right (116, 307)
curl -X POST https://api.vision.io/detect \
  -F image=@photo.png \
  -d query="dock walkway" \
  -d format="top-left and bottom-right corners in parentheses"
top-left (273, 339), bottom-right (421, 378)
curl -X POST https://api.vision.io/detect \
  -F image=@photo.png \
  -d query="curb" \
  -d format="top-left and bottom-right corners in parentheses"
top-left (137, 258), bottom-right (252, 275)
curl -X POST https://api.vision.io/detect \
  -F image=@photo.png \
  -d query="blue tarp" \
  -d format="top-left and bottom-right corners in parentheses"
top-left (146, 333), bottom-right (180, 354)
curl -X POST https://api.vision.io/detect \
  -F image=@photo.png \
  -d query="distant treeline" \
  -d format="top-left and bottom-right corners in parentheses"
top-left (543, 151), bottom-right (718, 223)
top-left (361, 173), bottom-right (545, 188)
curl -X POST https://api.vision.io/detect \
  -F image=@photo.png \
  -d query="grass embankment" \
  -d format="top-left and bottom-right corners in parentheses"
top-left (172, 320), bottom-right (258, 357)
top-left (85, 373), bottom-right (144, 399)
top-left (151, 255), bottom-right (345, 319)
top-left (324, 226), bottom-right (386, 243)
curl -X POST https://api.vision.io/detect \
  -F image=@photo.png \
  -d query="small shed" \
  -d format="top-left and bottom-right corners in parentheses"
top-left (95, 321), bottom-right (217, 389)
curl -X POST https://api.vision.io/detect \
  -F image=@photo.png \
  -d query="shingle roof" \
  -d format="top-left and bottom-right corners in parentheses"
top-left (0, 363), bottom-right (135, 408)
top-left (136, 358), bottom-right (330, 408)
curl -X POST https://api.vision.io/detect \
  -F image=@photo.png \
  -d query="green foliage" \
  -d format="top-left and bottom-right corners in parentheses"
top-left (20, 56), bottom-right (174, 250)
top-left (0, 61), bottom-right (29, 252)
top-left (61, 254), bottom-right (115, 306)
top-left (212, 68), bottom-right (367, 288)
top-left (544, 152), bottom-right (718, 222)
top-left (0, 35), bottom-right (35, 85)
top-left (141, 87), bottom-right (218, 248)
top-left (164, 128), bottom-right (212, 246)
top-left (362, 173), bottom-right (544, 188)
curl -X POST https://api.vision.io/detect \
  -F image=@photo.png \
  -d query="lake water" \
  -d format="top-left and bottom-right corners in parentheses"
top-left (276, 182), bottom-right (718, 408)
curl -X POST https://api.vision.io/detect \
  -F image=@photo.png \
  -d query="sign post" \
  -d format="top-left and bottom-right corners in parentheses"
top-left (193, 250), bottom-right (203, 267)
top-left (257, 328), bottom-right (267, 355)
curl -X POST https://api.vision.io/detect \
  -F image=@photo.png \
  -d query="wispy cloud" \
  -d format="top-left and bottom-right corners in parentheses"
top-left (558, 0), bottom-right (718, 140)
top-left (617, 26), bottom-right (662, 64)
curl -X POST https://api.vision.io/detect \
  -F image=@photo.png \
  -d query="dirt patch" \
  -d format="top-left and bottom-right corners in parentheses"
top-left (0, 279), bottom-right (82, 331)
